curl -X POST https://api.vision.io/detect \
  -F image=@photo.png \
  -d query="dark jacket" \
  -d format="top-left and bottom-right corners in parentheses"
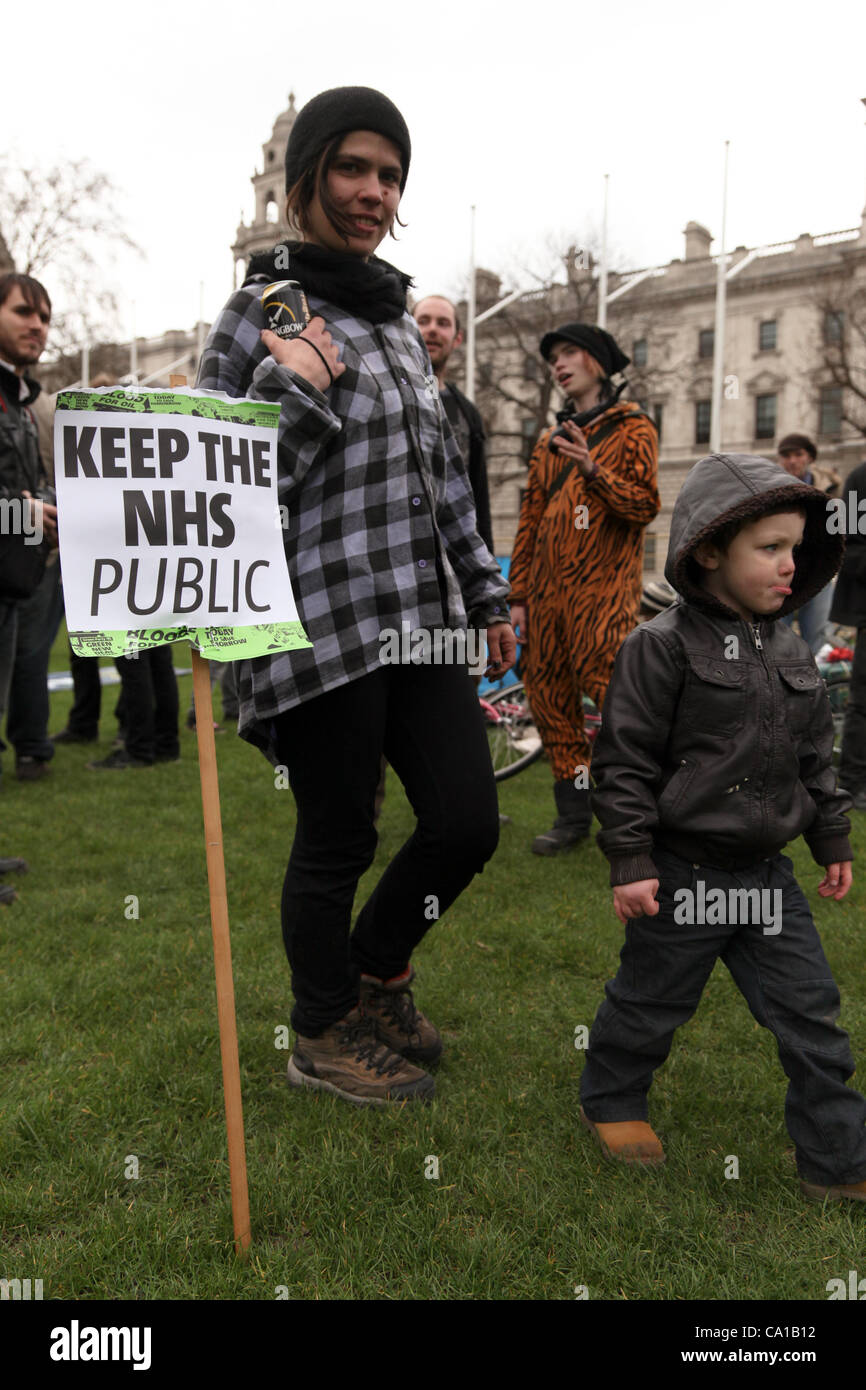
top-left (441, 383), bottom-right (494, 554)
top-left (829, 460), bottom-right (866, 628)
top-left (0, 362), bottom-right (43, 501)
top-left (590, 453), bottom-right (852, 885)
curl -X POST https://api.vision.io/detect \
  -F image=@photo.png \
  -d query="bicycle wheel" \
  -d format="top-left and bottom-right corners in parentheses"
top-left (483, 681), bottom-right (544, 782)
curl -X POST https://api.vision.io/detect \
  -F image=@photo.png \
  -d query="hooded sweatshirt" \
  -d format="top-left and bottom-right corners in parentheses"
top-left (589, 453), bottom-right (852, 885)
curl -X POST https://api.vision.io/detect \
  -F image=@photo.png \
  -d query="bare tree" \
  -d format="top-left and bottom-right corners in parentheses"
top-left (813, 265), bottom-right (866, 439)
top-left (0, 159), bottom-right (140, 356)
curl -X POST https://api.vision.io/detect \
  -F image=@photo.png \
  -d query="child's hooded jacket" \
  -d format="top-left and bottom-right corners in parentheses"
top-left (590, 453), bottom-right (852, 885)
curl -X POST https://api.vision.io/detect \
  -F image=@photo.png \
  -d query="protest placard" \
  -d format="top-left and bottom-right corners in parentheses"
top-left (54, 385), bottom-right (312, 660)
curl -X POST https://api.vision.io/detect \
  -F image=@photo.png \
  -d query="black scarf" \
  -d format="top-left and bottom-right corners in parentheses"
top-left (555, 377), bottom-right (629, 430)
top-left (244, 241), bottom-right (412, 324)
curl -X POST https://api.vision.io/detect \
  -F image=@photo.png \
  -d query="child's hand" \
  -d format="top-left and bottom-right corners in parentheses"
top-left (613, 879), bottom-right (660, 925)
top-left (817, 862), bottom-right (853, 901)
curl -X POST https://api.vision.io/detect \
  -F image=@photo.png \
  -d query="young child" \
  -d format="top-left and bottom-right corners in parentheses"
top-left (581, 452), bottom-right (866, 1203)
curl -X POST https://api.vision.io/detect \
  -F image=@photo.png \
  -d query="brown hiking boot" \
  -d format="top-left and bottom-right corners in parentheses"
top-left (287, 1005), bottom-right (435, 1107)
top-left (580, 1106), bottom-right (666, 1167)
top-left (359, 966), bottom-right (443, 1065)
top-left (800, 1178), bottom-right (866, 1204)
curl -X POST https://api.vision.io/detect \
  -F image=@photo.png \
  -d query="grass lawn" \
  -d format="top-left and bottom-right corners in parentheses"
top-left (1, 624), bottom-right (865, 1301)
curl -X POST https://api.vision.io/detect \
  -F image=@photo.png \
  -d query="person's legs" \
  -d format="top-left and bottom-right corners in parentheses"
top-left (349, 661), bottom-right (499, 979)
top-left (150, 646), bottom-right (180, 759)
top-left (7, 563), bottom-right (64, 765)
top-left (523, 600), bottom-right (587, 782)
top-left (0, 601), bottom-right (19, 782)
top-left (64, 643), bottom-right (101, 739)
top-left (721, 854), bottom-right (866, 1187)
top-left (114, 654), bottom-right (155, 763)
top-left (273, 671), bottom-right (388, 1036)
top-left (839, 626), bottom-right (866, 793)
top-left (579, 850), bottom-right (724, 1121)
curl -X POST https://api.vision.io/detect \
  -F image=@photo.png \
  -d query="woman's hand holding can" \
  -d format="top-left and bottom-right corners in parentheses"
top-left (261, 317), bottom-right (345, 392)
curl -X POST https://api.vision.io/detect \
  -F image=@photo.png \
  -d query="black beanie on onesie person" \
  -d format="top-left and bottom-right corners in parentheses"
top-left (285, 87), bottom-right (412, 192)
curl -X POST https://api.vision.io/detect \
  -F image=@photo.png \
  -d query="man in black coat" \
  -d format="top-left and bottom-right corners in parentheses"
top-left (0, 272), bottom-right (58, 785)
top-left (413, 295), bottom-right (494, 554)
top-left (830, 459), bottom-right (866, 808)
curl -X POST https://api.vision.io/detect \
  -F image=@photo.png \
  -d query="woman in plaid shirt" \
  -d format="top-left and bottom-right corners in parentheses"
top-left (198, 88), bottom-right (516, 1107)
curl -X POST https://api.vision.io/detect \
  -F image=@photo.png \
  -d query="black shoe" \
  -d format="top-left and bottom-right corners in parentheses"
top-left (52, 727), bottom-right (98, 744)
top-left (532, 780), bottom-right (592, 855)
top-left (154, 751), bottom-right (181, 763)
top-left (16, 758), bottom-right (51, 782)
top-left (87, 749), bottom-right (153, 770)
top-left (0, 857), bottom-right (28, 875)
top-left (0, 883), bottom-right (17, 906)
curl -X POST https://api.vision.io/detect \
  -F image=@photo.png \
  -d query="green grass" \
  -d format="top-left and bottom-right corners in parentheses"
top-left (2, 626), bottom-right (866, 1300)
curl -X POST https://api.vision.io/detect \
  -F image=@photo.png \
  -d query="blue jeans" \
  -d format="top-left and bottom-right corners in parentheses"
top-left (580, 847), bottom-right (866, 1185)
top-left (780, 579), bottom-right (835, 655)
top-left (6, 561), bottom-right (65, 763)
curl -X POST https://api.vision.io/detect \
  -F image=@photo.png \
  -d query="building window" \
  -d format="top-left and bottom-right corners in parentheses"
top-left (653, 403), bottom-right (664, 442)
top-left (524, 355), bottom-right (539, 382)
top-left (695, 400), bottom-right (711, 444)
top-left (633, 338), bottom-right (648, 368)
top-left (824, 311), bottom-right (845, 344)
top-left (265, 193), bottom-right (279, 224)
top-left (759, 320), bottom-right (777, 351)
top-left (521, 417), bottom-right (538, 463)
top-left (755, 394), bottom-right (777, 439)
top-left (643, 533), bottom-right (657, 572)
top-left (698, 328), bottom-right (715, 359)
top-left (819, 386), bottom-right (843, 434)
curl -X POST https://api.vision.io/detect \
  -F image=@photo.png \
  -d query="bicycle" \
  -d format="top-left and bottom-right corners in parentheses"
top-left (482, 682), bottom-right (601, 783)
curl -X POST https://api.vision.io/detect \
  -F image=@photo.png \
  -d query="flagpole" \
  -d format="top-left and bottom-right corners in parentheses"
top-left (598, 174), bottom-right (609, 329)
top-left (465, 204), bottom-right (476, 403)
top-left (710, 141), bottom-right (730, 454)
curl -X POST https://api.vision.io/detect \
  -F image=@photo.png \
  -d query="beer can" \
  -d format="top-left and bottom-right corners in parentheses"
top-left (260, 280), bottom-right (311, 340)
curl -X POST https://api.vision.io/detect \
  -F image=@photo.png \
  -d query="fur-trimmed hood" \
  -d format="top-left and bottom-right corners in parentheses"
top-left (664, 452), bottom-right (843, 621)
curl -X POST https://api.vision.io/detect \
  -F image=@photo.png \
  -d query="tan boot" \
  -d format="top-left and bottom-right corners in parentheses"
top-left (800, 1178), bottom-right (866, 1204)
top-left (360, 966), bottom-right (443, 1065)
top-left (580, 1106), bottom-right (666, 1166)
top-left (287, 1005), bottom-right (434, 1107)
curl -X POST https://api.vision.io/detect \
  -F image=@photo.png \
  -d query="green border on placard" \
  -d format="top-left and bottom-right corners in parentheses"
top-left (68, 621), bottom-right (310, 661)
top-left (56, 388), bottom-right (279, 429)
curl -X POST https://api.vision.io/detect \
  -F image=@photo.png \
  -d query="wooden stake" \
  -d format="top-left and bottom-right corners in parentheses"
top-left (171, 373), bottom-right (251, 1257)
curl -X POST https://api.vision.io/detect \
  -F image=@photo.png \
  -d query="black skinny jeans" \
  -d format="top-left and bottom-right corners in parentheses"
top-left (271, 662), bottom-right (500, 1036)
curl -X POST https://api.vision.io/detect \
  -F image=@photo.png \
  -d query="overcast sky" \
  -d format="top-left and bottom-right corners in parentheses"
top-left (6, 0), bottom-right (866, 345)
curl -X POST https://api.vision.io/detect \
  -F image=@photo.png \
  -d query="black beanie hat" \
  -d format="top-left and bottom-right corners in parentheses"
top-left (539, 322), bottom-right (630, 376)
top-left (285, 87), bottom-right (411, 194)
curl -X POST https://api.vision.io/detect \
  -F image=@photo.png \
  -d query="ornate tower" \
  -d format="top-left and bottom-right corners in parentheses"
top-left (232, 93), bottom-right (301, 286)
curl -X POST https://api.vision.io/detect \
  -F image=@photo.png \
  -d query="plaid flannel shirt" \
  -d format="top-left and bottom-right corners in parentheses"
top-left (196, 280), bottom-right (509, 745)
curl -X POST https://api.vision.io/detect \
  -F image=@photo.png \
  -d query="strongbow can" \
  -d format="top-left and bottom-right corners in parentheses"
top-left (260, 280), bottom-right (311, 339)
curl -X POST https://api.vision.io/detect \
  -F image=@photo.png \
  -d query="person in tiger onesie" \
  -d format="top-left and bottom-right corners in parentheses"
top-left (508, 323), bottom-right (660, 854)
